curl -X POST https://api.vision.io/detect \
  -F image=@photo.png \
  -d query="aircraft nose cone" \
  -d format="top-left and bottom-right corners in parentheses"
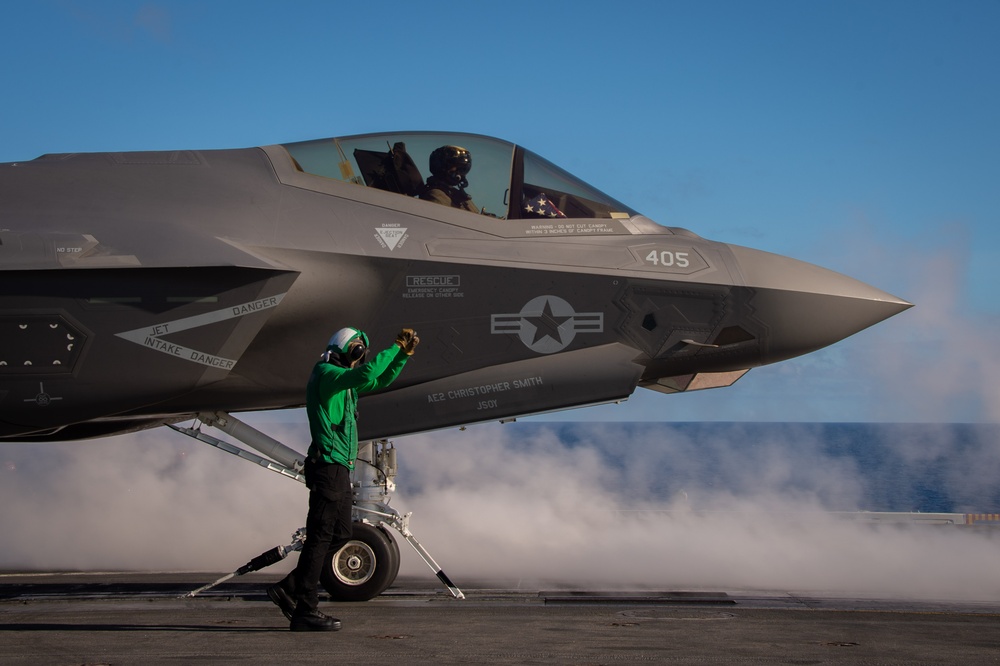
top-left (727, 245), bottom-right (913, 364)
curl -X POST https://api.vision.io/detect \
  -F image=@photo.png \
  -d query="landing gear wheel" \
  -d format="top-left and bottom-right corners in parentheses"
top-left (321, 522), bottom-right (399, 601)
top-left (384, 529), bottom-right (401, 591)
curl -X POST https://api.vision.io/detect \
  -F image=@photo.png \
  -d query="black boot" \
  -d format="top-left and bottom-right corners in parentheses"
top-left (290, 607), bottom-right (341, 632)
top-left (266, 573), bottom-right (296, 620)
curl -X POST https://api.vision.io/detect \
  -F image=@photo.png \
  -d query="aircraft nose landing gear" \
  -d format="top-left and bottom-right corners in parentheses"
top-left (172, 412), bottom-right (462, 601)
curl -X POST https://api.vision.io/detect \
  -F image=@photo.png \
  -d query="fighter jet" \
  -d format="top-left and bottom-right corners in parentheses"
top-left (0, 131), bottom-right (911, 598)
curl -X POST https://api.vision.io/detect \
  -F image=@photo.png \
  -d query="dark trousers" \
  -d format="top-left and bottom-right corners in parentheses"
top-left (285, 460), bottom-right (353, 612)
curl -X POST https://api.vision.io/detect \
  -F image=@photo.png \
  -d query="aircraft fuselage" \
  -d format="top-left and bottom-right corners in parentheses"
top-left (0, 132), bottom-right (911, 441)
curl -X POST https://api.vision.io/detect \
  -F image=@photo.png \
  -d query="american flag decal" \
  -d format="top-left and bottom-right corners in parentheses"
top-left (523, 192), bottom-right (567, 218)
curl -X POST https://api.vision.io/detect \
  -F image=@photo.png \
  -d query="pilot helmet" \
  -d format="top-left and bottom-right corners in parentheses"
top-left (325, 327), bottom-right (369, 366)
top-left (429, 145), bottom-right (471, 187)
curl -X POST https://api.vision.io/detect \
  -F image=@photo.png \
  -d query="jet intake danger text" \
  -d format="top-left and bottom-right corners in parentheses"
top-left (427, 376), bottom-right (544, 411)
top-left (140, 335), bottom-right (235, 369)
top-left (115, 294), bottom-right (286, 370)
top-left (231, 296), bottom-right (281, 315)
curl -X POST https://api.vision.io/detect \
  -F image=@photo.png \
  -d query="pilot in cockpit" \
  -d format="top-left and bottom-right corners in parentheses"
top-left (419, 145), bottom-right (480, 213)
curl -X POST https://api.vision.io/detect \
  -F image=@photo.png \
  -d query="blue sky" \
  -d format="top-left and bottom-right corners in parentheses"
top-left (2, 1), bottom-right (998, 422)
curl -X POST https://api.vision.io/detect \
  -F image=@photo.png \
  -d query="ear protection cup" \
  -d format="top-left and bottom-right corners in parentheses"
top-left (347, 340), bottom-right (367, 363)
top-left (326, 327), bottom-right (370, 365)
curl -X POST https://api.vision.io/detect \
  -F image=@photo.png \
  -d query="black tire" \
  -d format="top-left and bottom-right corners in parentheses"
top-left (320, 522), bottom-right (398, 602)
top-left (384, 529), bottom-right (401, 591)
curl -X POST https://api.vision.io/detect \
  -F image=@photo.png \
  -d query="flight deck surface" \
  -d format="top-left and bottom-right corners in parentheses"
top-left (2, 573), bottom-right (998, 664)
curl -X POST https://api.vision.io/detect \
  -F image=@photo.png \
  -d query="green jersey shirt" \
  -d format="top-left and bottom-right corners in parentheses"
top-left (306, 345), bottom-right (408, 468)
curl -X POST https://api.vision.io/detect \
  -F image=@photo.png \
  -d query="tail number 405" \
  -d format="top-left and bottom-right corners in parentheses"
top-left (644, 250), bottom-right (690, 268)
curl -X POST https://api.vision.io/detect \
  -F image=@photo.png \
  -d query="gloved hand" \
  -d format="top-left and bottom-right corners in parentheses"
top-left (395, 328), bottom-right (420, 355)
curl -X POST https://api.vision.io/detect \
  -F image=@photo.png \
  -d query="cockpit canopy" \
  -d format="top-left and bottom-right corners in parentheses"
top-left (282, 132), bottom-right (639, 220)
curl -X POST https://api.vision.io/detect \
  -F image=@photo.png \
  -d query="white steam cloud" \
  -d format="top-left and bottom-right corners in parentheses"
top-left (0, 425), bottom-right (305, 572)
top-left (394, 423), bottom-right (1000, 601)
top-left (3, 421), bottom-right (997, 602)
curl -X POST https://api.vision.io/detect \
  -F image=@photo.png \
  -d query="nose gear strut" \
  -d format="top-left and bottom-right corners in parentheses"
top-left (171, 411), bottom-right (463, 600)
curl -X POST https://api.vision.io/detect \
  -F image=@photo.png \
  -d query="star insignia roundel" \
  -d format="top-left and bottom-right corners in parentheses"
top-left (490, 295), bottom-right (604, 354)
